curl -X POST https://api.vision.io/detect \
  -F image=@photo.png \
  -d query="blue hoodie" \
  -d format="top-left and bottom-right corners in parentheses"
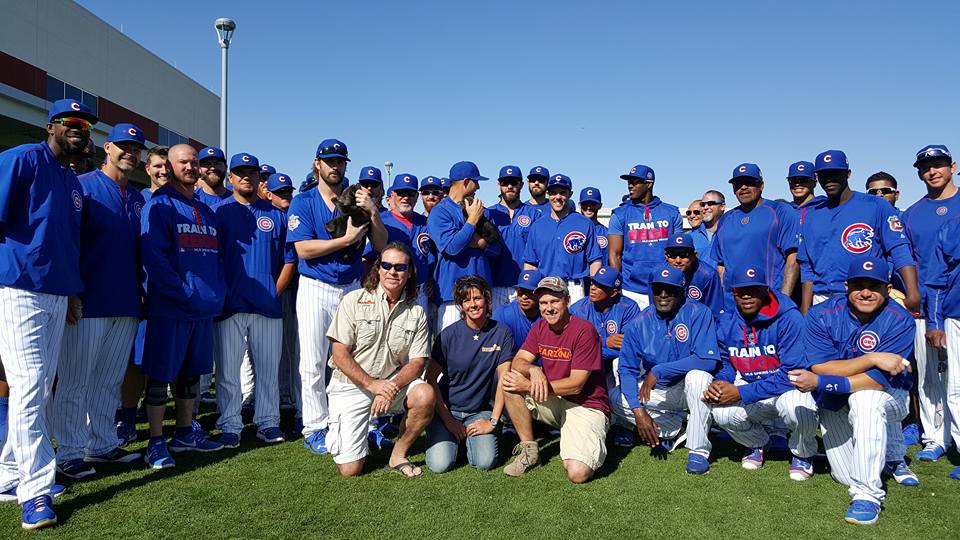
top-left (608, 196), bottom-right (683, 294)
top-left (715, 290), bottom-right (805, 405)
top-left (141, 185), bottom-right (225, 320)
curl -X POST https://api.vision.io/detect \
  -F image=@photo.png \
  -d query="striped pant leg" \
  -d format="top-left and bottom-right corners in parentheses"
top-left (848, 389), bottom-right (907, 504)
top-left (438, 302), bottom-right (461, 332)
top-left (683, 370), bottom-right (713, 457)
top-left (491, 287), bottom-right (513, 312)
top-left (49, 317), bottom-right (105, 463)
top-left (621, 290), bottom-right (649, 310)
top-left (250, 314), bottom-right (283, 430)
top-left (214, 314), bottom-right (247, 435)
top-left (915, 318), bottom-right (949, 447)
top-left (240, 345), bottom-right (255, 403)
top-left (711, 400), bottom-right (773, 450)
top-left (567, 282), bottom-right (585, 304)
top-left (278, 289), bottom-right (300, 409)
top-left (819, 405), bottom-right (856, 487)
top-left (775, 389), bottom-right (819, 458)
top-left (85, 317), bottom-right (138, 456)
top-left (644, 385), bottom-right (687, 441)
top-left (0, 288), bottom-right (67, 502)
top-left (947, 318), bottom-right (960, 449)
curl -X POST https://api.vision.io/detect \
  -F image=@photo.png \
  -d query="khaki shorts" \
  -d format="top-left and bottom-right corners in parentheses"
top-left (525, 395), bottom-right (609, 471)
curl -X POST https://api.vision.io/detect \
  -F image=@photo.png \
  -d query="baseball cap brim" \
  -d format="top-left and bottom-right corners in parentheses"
top-left (620, 174), bottom-right (652, 181)
top-left (316, 153), bottom-right (350, 161)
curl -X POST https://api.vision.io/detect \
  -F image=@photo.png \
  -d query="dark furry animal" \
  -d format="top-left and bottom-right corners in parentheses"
top-left (324, 183), bottom-right (372, 263)
top-left (461, 198), bottom-right (500, 245)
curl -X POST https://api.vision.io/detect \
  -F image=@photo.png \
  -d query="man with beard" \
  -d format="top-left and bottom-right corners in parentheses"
top-left (525, 165), bottom-right (550, 208)
top-left (287, 139), bottom-right (386, 454)
top-left (0, 98), bottom-right (96, 530)
top-left (195, 146), bottom-right (230, 208)
top-left (489, 166), bottom-right (543, 307)
top-left (49, 123), bottom-right (147, 479)
top-left (419, 176), bottom-right (444, 216)
top-left (140, 144), bottom-right (226, 470)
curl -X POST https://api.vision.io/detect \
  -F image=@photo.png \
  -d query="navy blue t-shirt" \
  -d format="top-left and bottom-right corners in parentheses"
top-left (432, 319), bottom-right (514, 413)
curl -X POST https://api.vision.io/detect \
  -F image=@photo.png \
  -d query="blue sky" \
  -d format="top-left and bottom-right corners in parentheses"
top-left (79, 0), bottom-right (959, 208)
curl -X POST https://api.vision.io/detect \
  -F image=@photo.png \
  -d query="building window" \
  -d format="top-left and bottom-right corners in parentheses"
top-left (45, 75), bottom-right (98, 117)
top-left (158, 126), bottom-right (188, 147)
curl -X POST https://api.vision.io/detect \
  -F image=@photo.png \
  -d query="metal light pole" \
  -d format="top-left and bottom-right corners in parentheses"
top-left (384, 161), bottom-right (393, 183)
top-left (215, 18), bottom-right (236, 153)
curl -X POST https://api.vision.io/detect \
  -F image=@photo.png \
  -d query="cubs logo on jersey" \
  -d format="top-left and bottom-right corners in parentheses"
top-left (518, 215), bottom-right (532, 227)
top-left (857, 330), bottom-right (879, 352)
top-left (688, 286), bottom-right (702, 300)
top-left (675, 323), bottom-right (689, 342)
top-left (597, 235), bottom-right (608, 249)
top-left (937, 206), bottom-right (949, 216)
top-left (563, 231), bottom-right (587, 253)
top-left (257, 216), bottom-right (274, 232)
top-left (841, 223), bottom-right (874, 254)
top-left (72, 190), bottom-right (83, 211)
top-left (133, 201), bottom-right (143, 218)
top-left (416, 232), bottom-right (434, 257)
top-left (605, 320), bottom-right (618, 335)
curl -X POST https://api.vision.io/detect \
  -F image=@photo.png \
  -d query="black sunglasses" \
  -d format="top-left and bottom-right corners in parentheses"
top-left (700, 200), bottom-right (723, 207)
top-left (867, 187), bottom-right (897, 196)
top-left (685, 210), bottom-right (702, 216)
top-left (380, 261), bottom-right (409, 272)
top-left (420, 189), bottom-right (442, 196)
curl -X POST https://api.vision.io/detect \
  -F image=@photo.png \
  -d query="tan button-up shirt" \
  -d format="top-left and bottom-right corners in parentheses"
top-left (326, 285), bottom-right (429, 382)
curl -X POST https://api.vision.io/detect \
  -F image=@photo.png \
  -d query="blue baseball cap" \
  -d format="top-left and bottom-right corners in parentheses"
top-left (914, 145), bottom-right (953, 168)
top-left (267, 173), bottom-right (294, 192)
top-left (846, 256), bottom-right (889, 284)
top-left (229, 153), bottom-right (260, 172)
top-left (729, 266), bottom-right (768, 289)
top-left (620, 164), bottom-right (655, 182)
top-left (420, 176), bottom-right (442, 191)
top-left (199, 147), bottom-right (226, 162)
top-left (105, 123), bottom-right (146, 147)
top-left (389, 173), bottom-right (418, 194)
top-left (591, 266), bottom-right (622, 289)
top-left (814, 149), bottom-right (849, 172)
top-left (259, 164), bottom-right (277, 176)
top-left (650, 266), bottom-right (684, 288)
top-left (787, 161), bottom-right (815, 179)
top-left (449, 161), bottom-right (488, 182)
top-left (440, 177), bottom-right (451, 190)
top-left (579, 187), bottom-right (602, 205)
top-left (48, 98), bottom-right (98, 124)
top-left (315, 138), bottom-right (350, 161)
top-left (516, 270), bottom-right (543, 290)
top-left (498, 165), bottom-right (523, 181)
top-left (528, 165), bottom-right (550, 180)
top-left (300, 172), bottom-right (317, 192)
top-left (358, 166), bottom-right (383, 185)
top-left (547, 174), bottom-right (572, 190)
top-left (730, 163), bottom-right (763, 183)
top-left (664, 233), bottom-right (694, 251)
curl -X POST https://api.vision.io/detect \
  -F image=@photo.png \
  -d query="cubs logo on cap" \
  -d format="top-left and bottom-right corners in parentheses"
top-left (419, 176), bottom-right (442, 191)
top-left (260, 164), bottom-right (277, 176)
top-left (106, 123), bottom-right (146, 147)
top-left (517, 270), bottom-right (543, 289)
top-left (591, 266), bottom-right (622, 289)
top-left (788, 161), bottom-right (815, 179)
top-left (845, 256), bottom-right (889, 283)
top-left (729, 163), bottom-right (762, 183)
top-left (528, 166), bottom-right (550, 180)
top-left (229, 152), bottom-right (260, 171)
top-left (913, 144), bottom-right (952, 168)
top-left (651, 266), bottom-right (684, 288)
top-left (665, 234), bottom-right (693, 251)
top-left (620, 164), bottom-right (655, 182)
top-left (841, 223), bottom-right (874, 254)
top-left (579, 186), bottom-right (602, 205)
top-left (48, 98), bottom-right (98, 124)
top-left (548, 174), bottom-right (572, 190)
top-left (388, 173), bottom-right (418, 194)
top-left (499, 165), bottom-right (523, 181)
top-left (359, 166), bottom-right (383, 184)
top-left (267, 173), bottom-right (294, 192)
top-left (315, 138), bottom-right (350, 161)
top-left (199, 147), bottom-right (226, 162)
top-left (729, 266), bottom-right (767, 289)
top-left (814, 149), bottom-right (850, 172)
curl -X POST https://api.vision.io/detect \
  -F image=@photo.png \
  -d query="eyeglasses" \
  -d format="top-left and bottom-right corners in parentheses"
top-left (700, 200), bottom-right (723, 207)
top-left (420, 189), bottom-right (442, 197)
top-left (867, 187), bottom-right (897, 196)
top-left (51, 117), bottom-right (91, 131)
top-left (685, 210), bottom-right (702, 216)
top-left (380, 261), bottom-right (409, 272)
top-left (665, 250), bottom-right (694, 259)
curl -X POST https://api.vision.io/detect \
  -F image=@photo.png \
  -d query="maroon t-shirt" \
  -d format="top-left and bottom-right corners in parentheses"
top-left (520, 315), bottom-right (610, 415)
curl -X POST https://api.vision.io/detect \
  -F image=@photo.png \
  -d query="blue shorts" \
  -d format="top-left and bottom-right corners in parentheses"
top-left (142, 317), bottom-right (214, 383)
top-left (129, 319), bottom-right (147, 366)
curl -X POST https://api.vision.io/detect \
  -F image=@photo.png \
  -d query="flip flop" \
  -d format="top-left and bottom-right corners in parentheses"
top-left (384, 460), bottom-right (422, 478)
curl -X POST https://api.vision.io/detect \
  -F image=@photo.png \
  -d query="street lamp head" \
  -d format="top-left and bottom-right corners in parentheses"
top-left (215, 18), bottom-right (236, 46)
top-left (384, 161), bottom-right (393, 169)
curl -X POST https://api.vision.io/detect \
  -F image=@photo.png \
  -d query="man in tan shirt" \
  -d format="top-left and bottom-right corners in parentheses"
top-left (326, 243), bottom-right (435, 477)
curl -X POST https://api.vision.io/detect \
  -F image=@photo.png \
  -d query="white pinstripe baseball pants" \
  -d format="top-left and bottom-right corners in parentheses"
top-left (915, 318), bottom-right (950, 448)
top-left (491, 286), bottom-right (516, 312)
top-left (297, 277), bottom-right (360, 436)
top-left (49, 316), bottom-right (138, 461)
top-left (0, 288), bottom-right (66, 503)
top-left (610, 370), bottom-right (713, 456)
top-left (942, 319), bottom-right (960, 450)
top-left (278, 288), bottom-right (301, 415)
top-left (214, 313), bottom-right (282, 434)
top-left (621, 290), bottom-right (650, 310)
top-left (438, 302), bottom-right (462, 332)
top-left (711, 386), bottom-right (819, 457)
top-left (819, 388), bottom-right (908, 504)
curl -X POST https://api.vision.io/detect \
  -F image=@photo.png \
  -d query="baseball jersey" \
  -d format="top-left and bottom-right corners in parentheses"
top-left (0, 142), bottom-right (84, 295)
top-left (618, 300), bottom-right (720, 409)
top-left (195, 187), bottom-right (230, 208)
top-left (608, 197), bottom-right (683, 294)
top-left (523, 211), bottom-right (602, 280)
top-left (715, 290), bottom-right (805, 404)
top-left (214, 198), bottom-right (289, 320)
top-left (492, 301), bottom-right (540, 353)
top-left (798, 192), bottom-right (914, 295)
top-left (432, 319), bottom-right (514, 413)
top-left (711, 199), bottom-right (798, 292)
top-left (141, 185), bottom-right (225, 321)
top-left (903, 191), bottom-right (960, 326)
top-left (487, 201), bottom-right (542, 287)
top-left (805, 295), bottom-right (914, 411)
top-left (689, 225), bottom-right (716, 268)
top-left (368, 209), bottom-right (435, 288)
top-left (286, 187), bottom-right (363, 285)
top-left (682, 260), bottom-right (724, 317)
top-left (76, 170), bottom-right (145, 318)
top-left (789, 195), bottom-right (826, 213)
top-left (924, 216), bottom-right (960, 326)
top-left (427, 197), bottom-right (501, 303)
top-left (141, 187), bottom-right (155, 204)
top-left (569, 295), bottom-right (641, 362)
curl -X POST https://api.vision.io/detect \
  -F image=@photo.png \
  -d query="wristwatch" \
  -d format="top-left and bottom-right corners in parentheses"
top-left (489, 416), bottom-right (499, 428)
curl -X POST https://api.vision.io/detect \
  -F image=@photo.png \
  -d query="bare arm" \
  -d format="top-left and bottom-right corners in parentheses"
top-left (589, 260), bottom-right (601, 275)
top-left (523, 262), bottom-right (537, 270)
top-left (800, 281), bottom-right (813, 314)
top-left (608, 234), bottom-right (623, 270)
top-left (294, 233), bottom-right (362, 260)
top-left (275, 262), bottom-right (297, 295)
top-left (392, 357), bottom-right (427, 389)
top-left (545, 369), bottom-right (591, 397)
top-left (780, 251), bottom-right (798, 296)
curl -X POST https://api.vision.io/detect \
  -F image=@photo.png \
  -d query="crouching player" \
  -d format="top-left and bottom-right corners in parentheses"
top-left (701, 266), bottom-right (818, 479)
top-left (789, 257), bottom-right (917, 526)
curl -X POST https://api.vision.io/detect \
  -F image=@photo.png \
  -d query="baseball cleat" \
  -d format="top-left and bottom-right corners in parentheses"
top-left (686, 453), bottom-right (710, 475)
top-left (950, 466), bottom-right (960, 481)
top-left (304, 429), bottom-right (328, 455)
top-left (915, 443), bottom-right (945, 462)
top-left (116, 420), bottom-right (137, 447)
top-left (144, 440), bottom-right (175, 469)
top-left (366, 427), bottom-right (393, 450)
top-left (85, 447), bottom-right (141, 463)
top-left (844, 500), bottom-right (880, 525)
top-left (901, 423), bottom-right (920, 446)
top-left (257, 427), bottom-right (285, 444)
top-left (882, 461), bottom-right (919, 486)
top-left (20, 495), bottom-right (56, 531)
top-left (219, 432), bottom-right (241, 449)
top-left (56, 458), bottom-right (97, 479)
top-left (170, 430), bottom-right (224, 452)
top-left (0, 484), bottom-right (65, 503)
top-left (789, 455), bottom-right (814, 481)
top-left (741, 448), bottom-right (764, 470)
top-left (610, 425), bottom-right (635, 447)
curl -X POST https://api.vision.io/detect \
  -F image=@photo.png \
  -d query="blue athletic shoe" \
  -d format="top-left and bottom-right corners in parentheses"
top-left (686, 453), bottom-right (710, 475)
top-left (257, 427), bottom-right (285, 444)
top-left (56, 458), bottom-right (96, 479)
top-left (916, 442), bottom-right (946, 462)
top-left (219, 432), bottom-right (241, 449)
top-left (304, 429), bottom-right (328, 455)
top-left (948, 466), bottom-right (960, 481)
top-left (789, 455), bottom-right (814, 481)
top-left (844, 500), bottom-right (880, 525)
top-left (367, 427), bottom-right (394, 450)
top-left (85, 447), bottom-right (141, 463)
top-left (0, 484), bottom-right (65, 503)
top-left (116, 420), bottom-right (137, 447)
top-left (902, 423), bottom-right (920, 446)
top-left (741, 448), bottom-right (764, 470)
top-left (144, 440), bottom-right (175, 469)
top-left (659, 429), bottom-right (687, 453)
top-left (170, 429), bottom-right (224, 452)
top-left (882, 461), bottom-right (919, 486)
top-left (611, 425), bottom-right (635, 447)
top-left (21, 494), bottom-right (56, 530)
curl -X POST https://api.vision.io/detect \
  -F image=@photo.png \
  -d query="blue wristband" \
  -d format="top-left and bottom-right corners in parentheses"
top-left (816, 375), bottom-right (851, 395)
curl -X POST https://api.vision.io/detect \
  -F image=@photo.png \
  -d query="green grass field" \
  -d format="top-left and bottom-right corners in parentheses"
top-left (2, 407), bottom-right (957, 539)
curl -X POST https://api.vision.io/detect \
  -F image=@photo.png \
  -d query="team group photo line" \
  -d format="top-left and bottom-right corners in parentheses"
top-left (1, 97), bottom-right (960, 530)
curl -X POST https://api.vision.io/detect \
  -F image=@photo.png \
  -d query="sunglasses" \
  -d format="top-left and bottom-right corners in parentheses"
top-left (420, 189), bottom-right (442, 197)
top-left (700, 200), bottom-right (723, 207)
top-left (685, 210), bottom-right (702, 216)
top-left (666, 250), bottom-right (694, 259)
top-left (52, 117), bottom-right (91, 131)
top-left (867, 187), bottom-right (897, 196)
top-left (380, 261), bottom-right (409, 272)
